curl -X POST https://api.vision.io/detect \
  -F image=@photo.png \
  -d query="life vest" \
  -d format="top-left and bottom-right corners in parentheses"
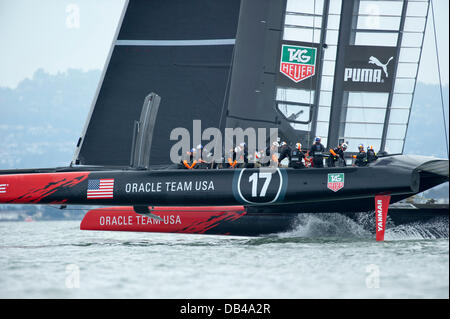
top-left (354, 151), bottom-right (367, 166)
top-left (290, 149), bottom-right (302, 163)
top-left (367, 149), bottom-right (378, 162)
top-left (311, 143), bottom-right (325, 157)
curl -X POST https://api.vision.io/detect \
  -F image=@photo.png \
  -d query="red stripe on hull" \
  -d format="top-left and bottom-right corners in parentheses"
top-left (80, 206), bottom-right (246, 234)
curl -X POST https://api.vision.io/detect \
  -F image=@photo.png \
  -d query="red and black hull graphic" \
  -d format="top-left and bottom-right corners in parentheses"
top-left (81, 206), bottom-right (246, 234)
top-left (0, 172), bottom-right (90, 204)
top-left (80, 206), bottom-right (302, 236)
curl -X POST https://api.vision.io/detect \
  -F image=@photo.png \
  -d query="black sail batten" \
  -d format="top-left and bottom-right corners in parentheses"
top-left (73, 0), bottom-right (241, 166)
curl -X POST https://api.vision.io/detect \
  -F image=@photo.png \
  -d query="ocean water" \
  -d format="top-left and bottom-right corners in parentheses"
top-left (0, 216), bottom-right (448, 299)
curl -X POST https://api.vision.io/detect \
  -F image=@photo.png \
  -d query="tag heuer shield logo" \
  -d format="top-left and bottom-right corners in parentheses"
top-left (327, 173), bottom-right (345, 192)
top-left (280, 45), bottom-right (317, 83)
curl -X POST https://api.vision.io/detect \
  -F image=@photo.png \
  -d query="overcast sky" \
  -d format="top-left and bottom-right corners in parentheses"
top-left (0, 0), bottom-right (448, 89)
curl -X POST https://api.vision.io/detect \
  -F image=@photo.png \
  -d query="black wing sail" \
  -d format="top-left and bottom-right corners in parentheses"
top-left (73, 0), bottom-right (241, 166)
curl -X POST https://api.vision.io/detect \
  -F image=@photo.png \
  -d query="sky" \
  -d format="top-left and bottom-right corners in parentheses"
top-left (0, 0), bottom-right (448, 88)
top-left (0, 0), bottom-right (126, 88)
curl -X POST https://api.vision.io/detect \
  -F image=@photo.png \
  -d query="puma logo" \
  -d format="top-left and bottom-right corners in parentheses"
top-left (368, 56), bottom-right (394, 78)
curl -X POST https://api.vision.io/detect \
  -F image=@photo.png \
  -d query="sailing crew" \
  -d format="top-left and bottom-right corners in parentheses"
top-left (328, 142), bottom-right (348, 167)
top-left (310, 137), bottom-right (325, 168)
top-left (202, 146), bottom-right (216, 169)
top-left (195, 144), bottom-right (208, 169)
top-left (289, 142), bottom-right (305, 169)
top-left (354, 144), bottom-right (368, 167)
top-left (252, 150), bottom-right (264, 168)
top-left (278, 141), bottom-right (291, 167)
top-left (238, 142), bottom-right (249, 167)
top-left (366, 145), bottom-right (378, 164)
top-left (261, 142), bottom-right (279, 167)
top-left (226, 147), bottom-right (239, 168)
top-left (180, 148), bottom-right (198, 169)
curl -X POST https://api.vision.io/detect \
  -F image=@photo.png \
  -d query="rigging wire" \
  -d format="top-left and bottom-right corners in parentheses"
top-left (430, 0), bottom-right (449, 158)
top-left (309, 0), bottom-right (317, 134)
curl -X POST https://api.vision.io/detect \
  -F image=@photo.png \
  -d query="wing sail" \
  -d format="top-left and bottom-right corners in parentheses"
top-left (73, 0), bottom-right (241, 166)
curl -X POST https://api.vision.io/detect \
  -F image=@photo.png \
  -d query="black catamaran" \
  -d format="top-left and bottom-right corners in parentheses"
top-left (0, 0), bottom-right (448, 240)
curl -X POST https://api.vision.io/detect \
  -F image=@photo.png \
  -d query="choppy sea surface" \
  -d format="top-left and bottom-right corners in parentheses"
top-left (0, 215), bottom-right (448, 299)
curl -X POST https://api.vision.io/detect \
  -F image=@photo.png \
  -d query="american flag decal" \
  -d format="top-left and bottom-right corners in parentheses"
top-left (87, 179), bottom-right (114, 199)
top-left (0, 184), bottom-right (7, 194)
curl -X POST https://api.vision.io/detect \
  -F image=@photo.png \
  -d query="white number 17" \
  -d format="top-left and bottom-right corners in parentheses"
top-left (249, 172), bottom-right (272, 197)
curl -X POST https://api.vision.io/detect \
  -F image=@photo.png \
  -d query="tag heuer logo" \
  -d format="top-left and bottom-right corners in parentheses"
top-left (327, 173), bottom-right (344, 192)
top-left (280, 45), bottom-right (317, 83)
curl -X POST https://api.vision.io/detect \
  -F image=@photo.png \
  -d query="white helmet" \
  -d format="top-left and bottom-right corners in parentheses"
top-left (341, 142), bottom-right (348, 150)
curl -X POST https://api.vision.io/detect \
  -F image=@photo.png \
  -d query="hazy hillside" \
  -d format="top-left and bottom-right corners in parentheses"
top-left (404, 82), bottom-right (449, 158)
top-left (403, 83), bottom-right (449, 201)
top-left (0, 68), bottom-right (101, 168)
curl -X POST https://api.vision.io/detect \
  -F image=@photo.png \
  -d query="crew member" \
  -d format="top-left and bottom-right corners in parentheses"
top-left (304, 151), bottom-right (313, 168)
top-left (262, 142), bottom-right (279, 167)
top-left (238, 142), bottom-right (249, 168)
top-left (310, 137), bottom-right (325, 168)
top-left (202, 147), bottom-right (216, 169)
top-left (366, 145), bottom-right (378, 164)
top-left (328, 142), bottom-right (348, 167)
top-left (195, 144), bottom-right (208, 169)
top-left (289, 143), bottom-right (305, 169)
top-left (354, 144), bottom-right (368, 167)
top-left (252, 150), bottom-right (264, 168)
top-left (180, 148), bottom-right (198, 169)
top-left (226, 147), bottom-right (239, 168)
top-left (278, 141), bottom-right (291, 167)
